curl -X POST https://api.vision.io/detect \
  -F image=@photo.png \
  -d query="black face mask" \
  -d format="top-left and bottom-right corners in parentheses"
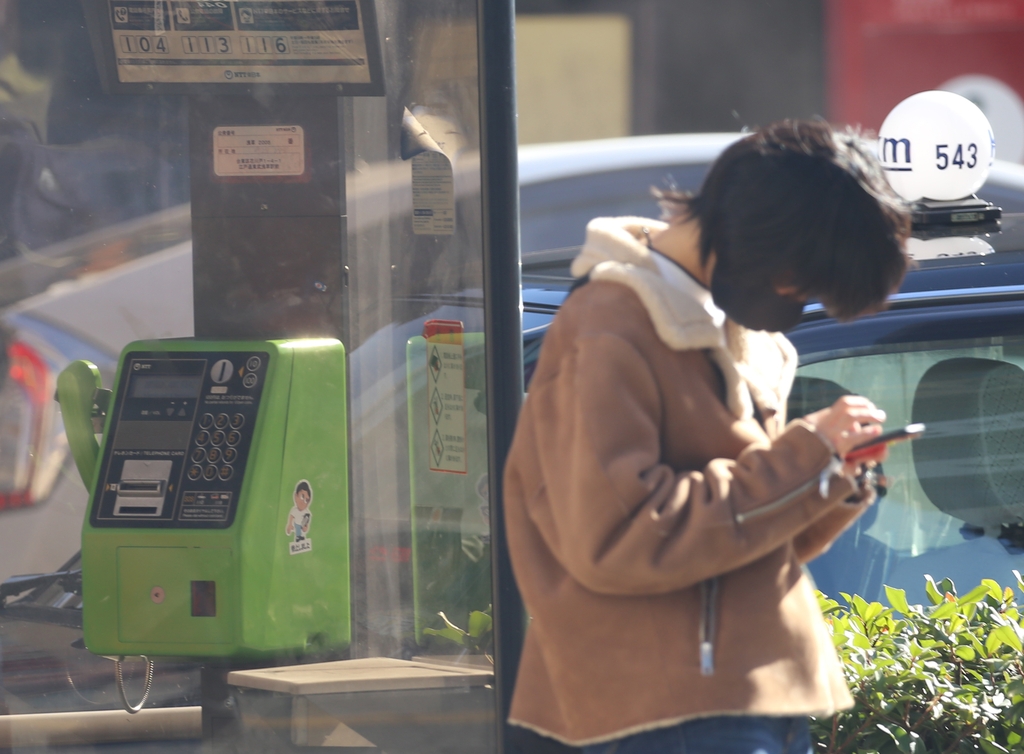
top-left (710, 268), bottom-right (806, 332)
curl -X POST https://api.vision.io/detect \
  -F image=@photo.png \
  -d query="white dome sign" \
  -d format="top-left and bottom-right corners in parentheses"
top-left (878, 91), bottom-right (995, 202)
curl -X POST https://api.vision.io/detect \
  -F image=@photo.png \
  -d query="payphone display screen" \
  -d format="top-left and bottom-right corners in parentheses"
top-left (90, 351), bottom-right (269, 528)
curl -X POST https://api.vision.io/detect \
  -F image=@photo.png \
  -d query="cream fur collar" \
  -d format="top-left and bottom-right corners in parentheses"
top-left (571, 217), bottom-right (798, 422)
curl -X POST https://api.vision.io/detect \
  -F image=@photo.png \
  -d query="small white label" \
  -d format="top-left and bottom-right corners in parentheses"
top-left (213, 125), bottom-right (305, 177)
top-left (412, 150), bottom-right (455, 235)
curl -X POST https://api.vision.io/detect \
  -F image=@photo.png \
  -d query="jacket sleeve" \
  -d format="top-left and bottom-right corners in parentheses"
top-left (792, 479), bottom-right (875, 563)
top-left (521, 331), bottom-right (859, 596)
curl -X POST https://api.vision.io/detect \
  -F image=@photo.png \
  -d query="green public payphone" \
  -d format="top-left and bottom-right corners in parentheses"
top-left (61, 338), bottom-right (349, 659)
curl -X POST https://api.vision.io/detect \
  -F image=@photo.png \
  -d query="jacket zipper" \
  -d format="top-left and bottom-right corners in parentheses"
top-left (732, 456), bottom-right (842, 525)
top-left (699, 578), bottom-right (719, 676)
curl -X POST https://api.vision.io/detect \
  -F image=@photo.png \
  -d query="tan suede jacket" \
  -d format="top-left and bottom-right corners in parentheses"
top-left (503, 219), bottom-right (871, 747)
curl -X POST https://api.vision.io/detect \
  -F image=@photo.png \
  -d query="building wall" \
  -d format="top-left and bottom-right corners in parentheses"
top-left (515, 0), bottom-right (826, 141)
top-left (516, 14), bottom-right (632, 144)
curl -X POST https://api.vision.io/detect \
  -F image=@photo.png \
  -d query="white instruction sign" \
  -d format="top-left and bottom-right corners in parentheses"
top-left (214, 125), bottom-right (305, 177)
top-left (412, 150), bottom-right (455, 235)
top-left (107, 0), bottom-right (374, 85)
top-left (426, 337), bottom-right (467, 474)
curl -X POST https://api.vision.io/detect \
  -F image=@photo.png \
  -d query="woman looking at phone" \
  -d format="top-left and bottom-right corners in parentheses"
top-left (503, 121), bottom-right (910, 754)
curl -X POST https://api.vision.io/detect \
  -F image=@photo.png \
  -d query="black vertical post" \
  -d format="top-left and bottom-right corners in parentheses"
top-left (478, 1), bottom-right (523, 753)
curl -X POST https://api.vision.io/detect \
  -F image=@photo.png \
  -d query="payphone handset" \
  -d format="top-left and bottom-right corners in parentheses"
top-left (60, 338), bottom-right (350, 659)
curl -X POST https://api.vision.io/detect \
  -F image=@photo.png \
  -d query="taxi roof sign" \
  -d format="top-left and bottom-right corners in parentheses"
top-left (879, 91), bottom-right (994, 202)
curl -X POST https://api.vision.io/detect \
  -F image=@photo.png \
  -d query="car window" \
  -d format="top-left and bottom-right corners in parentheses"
top-left (519, 163), bottom-right (710, 253)
top-left (790, 338), bottom-right (1024, 605)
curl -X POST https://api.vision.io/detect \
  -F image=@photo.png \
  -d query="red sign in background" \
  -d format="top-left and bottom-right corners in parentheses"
top-left (827, 0), bottom-right (1024, 161)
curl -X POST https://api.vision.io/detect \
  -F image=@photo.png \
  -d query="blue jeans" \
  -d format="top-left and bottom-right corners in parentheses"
top-left (581, 715), bottom-right (812, 754)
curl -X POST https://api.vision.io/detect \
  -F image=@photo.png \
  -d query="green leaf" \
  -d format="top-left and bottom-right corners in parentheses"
top-left (818, 592), bottom-right (841, 614)
top-left (960, 583), bottom-right (995, 606)
top-left (1014, 569), bottom-right (1024, 596)
top-left (990, 625), bottom-right (1023, 653)
top-left (924, 575), bottom-right (944, 606)
top-left (851, 632), bottom-right (872, 649)
top-left (954, 645), bottom-right (977, 661)
top-left (979, 740), bottom-right (1010, 754)
top-left (468, 610), bottom-right (493, 638)
top-left (436, 611), bottom-right (467, 635)
top-left (886, 585), bottom-right (911, 615)
top-left (899, 729), bottom-right (923, 754)
top-left (938, 577), bottom-right (957, 598)
top-left (986, 629), bottom-right (1006, 655)
top-left (930, 601), bottom-right (958, 620)
top-left (863, 601), bottom-right (885, 622)
top-left (852, 593), bottom-right (871, 617)
top-left (875, 722), bottom-right (900, 744)
top-left (981, 578), bottom-right (1004, 601)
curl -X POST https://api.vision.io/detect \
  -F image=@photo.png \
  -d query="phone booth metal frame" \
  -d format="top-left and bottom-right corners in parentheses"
top-left (478, 0), bottom-right (525, 751)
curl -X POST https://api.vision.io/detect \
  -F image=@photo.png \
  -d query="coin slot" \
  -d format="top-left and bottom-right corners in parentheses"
top-left (191, 581), bottom-right (216, 617)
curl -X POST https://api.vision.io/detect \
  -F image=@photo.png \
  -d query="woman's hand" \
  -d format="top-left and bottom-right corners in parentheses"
top-left (803, 395), bottom-right (887, 474)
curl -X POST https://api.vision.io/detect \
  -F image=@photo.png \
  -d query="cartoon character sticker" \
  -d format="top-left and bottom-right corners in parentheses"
top-left (286, 480), bottom-right (313, 555)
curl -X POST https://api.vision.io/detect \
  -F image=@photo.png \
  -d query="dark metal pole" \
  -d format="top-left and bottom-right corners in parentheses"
top-left (477, 1), bottom-right (523, 753)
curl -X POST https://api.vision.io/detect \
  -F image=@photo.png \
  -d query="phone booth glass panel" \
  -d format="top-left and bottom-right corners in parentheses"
top-left (0, 2), bottom-right (511, 752)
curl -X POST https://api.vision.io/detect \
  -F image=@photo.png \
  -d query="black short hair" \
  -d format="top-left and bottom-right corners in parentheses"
top-left (295, 480), bottom-right (311, 498)
top-left (658, 120), bottom-right (911, 320)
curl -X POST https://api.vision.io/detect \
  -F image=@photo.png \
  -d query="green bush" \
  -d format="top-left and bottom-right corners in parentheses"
top-left (811, 574), bottom-right (1024, 753)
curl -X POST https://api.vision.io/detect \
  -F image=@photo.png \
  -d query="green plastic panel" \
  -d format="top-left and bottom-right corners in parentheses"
top-left (406, 334), bottom-right (491, 645)
top-left (118, 547), bottom-right (234, 645)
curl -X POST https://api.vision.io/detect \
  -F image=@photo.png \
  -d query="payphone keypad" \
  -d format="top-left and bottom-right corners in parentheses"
top-left (91, 351), bottom-right (268, 529)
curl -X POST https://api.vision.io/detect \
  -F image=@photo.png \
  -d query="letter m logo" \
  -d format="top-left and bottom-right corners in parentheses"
top-left (881, 137), bottom-right (911, 170)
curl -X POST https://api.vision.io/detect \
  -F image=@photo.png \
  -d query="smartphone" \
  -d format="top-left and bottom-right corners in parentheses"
top-left (843, 423), bottom-right (926, 462)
